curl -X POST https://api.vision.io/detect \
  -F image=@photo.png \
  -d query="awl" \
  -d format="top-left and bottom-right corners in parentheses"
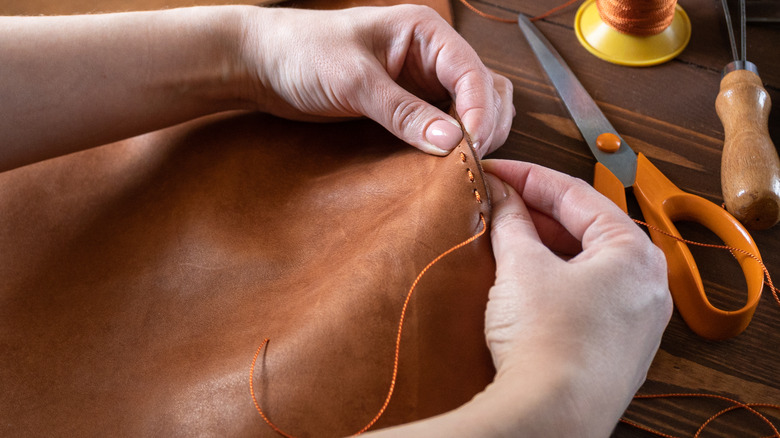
top-left (717, 0), bottom-right (780, 230)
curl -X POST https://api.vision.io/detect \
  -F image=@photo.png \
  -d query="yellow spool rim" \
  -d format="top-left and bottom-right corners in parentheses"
top-left (574, 0), bottom-right (691, 67)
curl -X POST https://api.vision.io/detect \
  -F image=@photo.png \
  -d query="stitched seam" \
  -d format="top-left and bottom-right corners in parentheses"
top-left (458, 150), bottom-right (482, 204)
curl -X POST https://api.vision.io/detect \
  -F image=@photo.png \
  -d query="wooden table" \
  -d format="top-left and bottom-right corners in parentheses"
top-left (2, 0), bottom-right (778, 435)
top-left (452, 0), bottom-right (779, 436)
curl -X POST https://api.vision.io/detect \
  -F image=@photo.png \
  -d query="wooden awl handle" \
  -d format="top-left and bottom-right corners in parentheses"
top-left (716, 69), bottom-right (780, 230)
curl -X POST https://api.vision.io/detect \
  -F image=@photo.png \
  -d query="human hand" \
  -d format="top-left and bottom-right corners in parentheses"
top-left (239, 5), bottom-right (514, 157)
top-left (480, 159), bottom-right (672, 436)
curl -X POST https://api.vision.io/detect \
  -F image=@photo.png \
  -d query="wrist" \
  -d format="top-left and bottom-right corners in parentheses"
top-left (483, 348), bottom-right (636, 437)
top-left (233, 5), bottom-right (277, 112)
top-left (178, 5), bottom-right (259, 112)
top-left (142, 5), bottom-right (259, 114)
top-left (471, 365), bottom-right (584, 437)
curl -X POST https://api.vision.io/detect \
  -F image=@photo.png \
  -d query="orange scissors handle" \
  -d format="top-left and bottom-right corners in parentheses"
top-left (596, 154), bottom-right (764, 340)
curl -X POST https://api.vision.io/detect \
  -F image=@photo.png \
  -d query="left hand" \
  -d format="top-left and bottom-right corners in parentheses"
top-left (239, 5), bottom-right (514, 157)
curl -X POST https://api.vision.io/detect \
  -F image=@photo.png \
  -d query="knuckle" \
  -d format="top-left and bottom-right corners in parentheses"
top-left (646, 245), bottom-right (673, 311)
top-left (624, 238), bottom-right (672, 314)
top-left (391, 98), bottom-right (425, 134)
top-left (495, 74), bottom-right (513, 93)
top-left (491, 211), bottom-right (531, 233)
top-left (410, 4), bottom-right (439, 19)
top-left (493, 88), bottom-right (503, 113)
top-left (339, 58), bottom-right (377, 100)
top-left (391, 4), bottom-right (438, 21)
top-left (646, 243), bottom-right (667, 274)
top-left (567, 176), bottom-right (594, 194)
top-left (631, 236), bottom-right (666, 275)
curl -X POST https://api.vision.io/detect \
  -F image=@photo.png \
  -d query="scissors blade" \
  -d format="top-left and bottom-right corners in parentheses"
top-left (517, 15), bottom-right (637, 187)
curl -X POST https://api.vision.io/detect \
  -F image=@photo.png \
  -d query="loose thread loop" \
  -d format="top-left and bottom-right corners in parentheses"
top-left (249, 214), bottom-right (488, 437)
top-left (624, 220), bottom-right (780, 437)
top-left (458, 0), bottom-right (582, 23)
top-left (622, 393), bottom-right (780, 438)
top-left (632, 218), bottom-right (780, 307)
top-left (249, 213), bottom-right (779, 437)
top-left (249, 339), bottom-right (295, 438)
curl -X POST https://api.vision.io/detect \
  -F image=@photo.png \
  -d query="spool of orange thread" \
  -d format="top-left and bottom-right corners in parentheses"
top-left (574, 0), bottom-right (691, 66)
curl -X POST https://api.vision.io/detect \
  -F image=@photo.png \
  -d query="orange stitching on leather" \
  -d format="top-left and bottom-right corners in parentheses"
top-left (250, 214), bottom-right (489, 437)
top-left (458, 149), bottom-right (482, 204)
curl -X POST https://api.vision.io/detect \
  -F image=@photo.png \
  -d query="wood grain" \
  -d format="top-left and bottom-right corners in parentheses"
top-left (717, 68), bottom-right (780, 229)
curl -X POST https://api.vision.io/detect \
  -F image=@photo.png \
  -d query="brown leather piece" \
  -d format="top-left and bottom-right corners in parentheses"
top-left (0, 112), bottom-right (496, 436)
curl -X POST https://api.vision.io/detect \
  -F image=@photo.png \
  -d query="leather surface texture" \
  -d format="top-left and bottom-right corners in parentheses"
top-left (0, 111), bottom-right (497, 437)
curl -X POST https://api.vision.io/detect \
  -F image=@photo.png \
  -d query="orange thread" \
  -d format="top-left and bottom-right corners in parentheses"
top-left (249, 339), bottom-right (295, 438)
top-left (248, 213), bottom-right (780, 437)
top-left (458, 150), bottom-right (482, 204)
top-left (459, 0), bottom-right (675, 35)
top-left (632, 218), bottom-right (780, 307)
top-left (458, 0), bottom-right (582, 23)
top-left (458, 0), bottom-right (515, 23)
top-left (622, 221), bottom-right (780, 437)
top-left (250, 214), bottom-right (488, 437)
top-left (530, 0), bottom-right (583, 22)
top-left (597, 0), bottom-right (676, 36)
top-left (622, 393), bottom-right (780, 437)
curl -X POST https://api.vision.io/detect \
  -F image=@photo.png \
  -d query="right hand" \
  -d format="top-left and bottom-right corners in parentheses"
top-left (481, 159), bottom-right (672, 436)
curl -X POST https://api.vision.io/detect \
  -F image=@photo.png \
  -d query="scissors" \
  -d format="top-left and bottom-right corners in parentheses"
top-left (517, 15), bottom-right (764, 340)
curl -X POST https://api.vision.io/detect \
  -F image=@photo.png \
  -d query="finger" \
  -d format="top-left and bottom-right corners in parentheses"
top-left (528, 207), bottom-right (582, 256)
top-left (355, 66), bottom-right (464, 155)
top-left (482, 159), bottom-right (643, 250)
top-left (484, 173), bottom-right (555, 278)
top-left (449, 68), bottom-right (496, 157)
top-left (487, 166), bottom-right (580, 255)
top-left (400, 11), bottom-right (498, 155)
top-left (478, 72), bottom-right (515, 157)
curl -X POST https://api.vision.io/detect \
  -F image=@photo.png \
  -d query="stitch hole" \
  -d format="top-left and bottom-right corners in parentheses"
top-left (466, 169), bottom-right (475, 183)
top-left (473, 189), bottom-right (482, 204)
top-left (459, 152), bottom-right (467, 163)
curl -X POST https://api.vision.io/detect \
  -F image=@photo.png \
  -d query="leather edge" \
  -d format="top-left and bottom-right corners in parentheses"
top-left (449, 108), bottom-right (493, 229)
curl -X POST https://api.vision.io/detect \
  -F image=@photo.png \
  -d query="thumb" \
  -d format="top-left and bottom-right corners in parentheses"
top-left (484, 173), bottom-right (551, 275)
top-left (358, 73), bottom-right (463, 155)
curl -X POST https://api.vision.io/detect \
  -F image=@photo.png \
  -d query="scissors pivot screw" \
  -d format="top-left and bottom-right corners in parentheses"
top-left (596, 132), bottom-right (621, 153)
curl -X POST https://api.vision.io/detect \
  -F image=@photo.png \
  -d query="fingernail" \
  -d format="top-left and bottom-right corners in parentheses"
top-left (484, 173), bottom-right (509, 206)
top-left (424, 119), bottom-right (463, 153)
